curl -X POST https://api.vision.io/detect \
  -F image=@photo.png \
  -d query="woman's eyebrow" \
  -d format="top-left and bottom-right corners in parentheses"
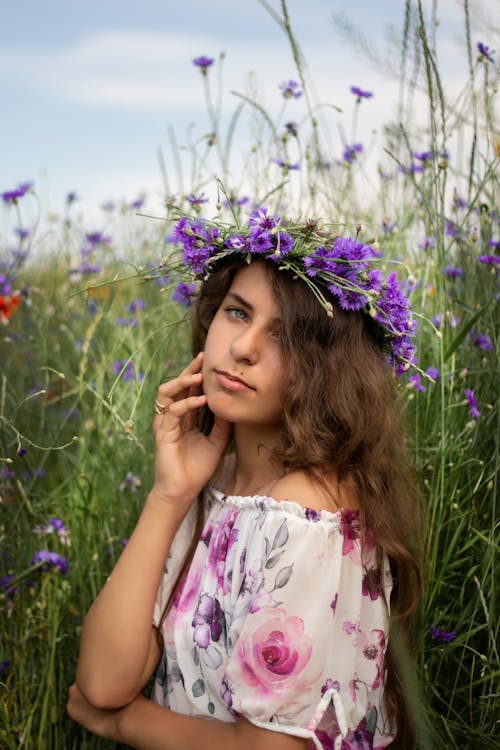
top-left (226, 291), bottom-right (281, 324)
top-left (227, 291), bottom-right (253, 310)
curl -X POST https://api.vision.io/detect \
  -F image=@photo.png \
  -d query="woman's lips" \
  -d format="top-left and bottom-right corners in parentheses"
top-left (215, 371), bottom-right (255, 392)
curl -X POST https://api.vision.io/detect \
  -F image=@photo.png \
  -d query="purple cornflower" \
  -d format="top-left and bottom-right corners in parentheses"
top-left (31, 550), bottom-right (68, 574)
top-left (413, 150), bottom-right (435, 162)
top-left (170, 217), bottom-right (220, 275)
top-left (33, 516), bottom-right (71, 545)
top-left (14, 227), bottom-right (31, 240)
top-left (452, 189), bottom-right (468, 209)
top-left (0, 575), bottom-right (18, 597)
top-left (329, 276), bottom-right (368, 311)
top-left (465, 389), bottom-right (480, 420)
top-left (224, 233), bottom-right (249, 253)
top-left (223, 194), bottom-right (250, 210)
top-left (400, 163), bottom-right (424, 175)
top-left (113, 359), bottom-right (135, 382)
top-left (87, 299), bottom-right (99, 316)
top-left (284, 121), bottom-right (298, 137)
top-left (119, 471), bottom-right (141, 492)
top-left (1, 181), bottom-right (33, 204)
top-left (343, 143), bottom-right (363, 164)
top-left (478, 254), bottom-right (500, 265)
top-left (85, 231), bottom-right (111, 246)
top-left (127, 299), bottom-right (146, 314)
top-left (69, 263), bottom-right (101, 276)
top-left (173, 281), bottom-right (197, 307)
top-left (375, 271), bottom-right (416, 373)
top-left (192, 56), bottom-right (214, 73)
top-left (426, 367), bottom-right (440, 381)
top-left (116, 316), bottom-right (138, 327)
top-left (477, 42), bottom-right (495, 63)
top-left (0, 661), bottom-right (10, 674)
top-left (247, 208), bottom-right (294, 259)
top-left (488, 240), bottom-right (500, 251)
top-left (186, 193), bottom-right (208, 207)
top-left (469, 331), bottom-right (493, 350)
top-left (445, 265), bottom-right (463, 278)
top-left (248, 207), bottom-right (279, 234)
top-left (408, 374), bottom-right (426, 392)
top-left (418, 236), bottom-right (437, 251)
top-left (279, 79), bottom-right (302, 99)
top-left (273, 157), bottom-right (300, 171)
top-left (430, 625), bottom-right (456, 643)
top-left (128, 196), bottom-right (145, 210)
top-left (51, 517), bottom-right (66, 533)
top-left (305, 236), bottom-right (379, 279)
top-left (66, 191), bottom-right (79, 205)
top-left (350, 85), bottom-right (373, 100)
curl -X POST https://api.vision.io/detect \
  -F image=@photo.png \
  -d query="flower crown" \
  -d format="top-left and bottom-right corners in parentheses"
top-left (162, 207), bottom-right (416, 376)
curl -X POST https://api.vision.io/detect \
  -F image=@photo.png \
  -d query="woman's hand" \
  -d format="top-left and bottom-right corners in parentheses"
top-left (152, 352), bottom-right (231, 507)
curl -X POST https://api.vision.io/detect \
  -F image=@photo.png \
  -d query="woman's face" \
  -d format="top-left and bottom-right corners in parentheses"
top-left (202, 262), bottom-right (287, 429)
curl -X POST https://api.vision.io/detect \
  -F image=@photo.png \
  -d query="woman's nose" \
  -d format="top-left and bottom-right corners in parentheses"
top-left (230, 326), bottom-right (260, 364)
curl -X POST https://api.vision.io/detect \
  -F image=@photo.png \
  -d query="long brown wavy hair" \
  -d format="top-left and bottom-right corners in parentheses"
top-left (161, 257), bottom-right (424, 747)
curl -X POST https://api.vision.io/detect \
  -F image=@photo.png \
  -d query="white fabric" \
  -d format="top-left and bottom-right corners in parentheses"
top-left (152, 487), bottom-right (395, 749)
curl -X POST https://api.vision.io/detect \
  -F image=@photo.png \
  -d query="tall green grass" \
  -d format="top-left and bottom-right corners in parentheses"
top-left (1, 2), bottom-right (498, 747)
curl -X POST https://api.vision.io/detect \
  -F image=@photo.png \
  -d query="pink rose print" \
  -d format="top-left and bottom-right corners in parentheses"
top-left (340, 509), bottom-right (361, 559)
top-left (315, 729), bottom-right (335, 749)
top-left (330, 593), bottom-right (338, 615)
top-left (229, 606), bottom-right (313, 694)
top-left (206, 508), bottom-right (239, 594)
top-left (361, 566), bottom-right (382, 601)
top-left (173, 561), bottom-right (203, 614)
top-left (340, 510), bottom-right (376, 567)
top-left (359, 628), bottom-right (386, 689)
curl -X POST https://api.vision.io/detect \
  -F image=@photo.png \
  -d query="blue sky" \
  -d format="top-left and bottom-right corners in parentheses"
top-left (1, 0), bottom-right (497, 220)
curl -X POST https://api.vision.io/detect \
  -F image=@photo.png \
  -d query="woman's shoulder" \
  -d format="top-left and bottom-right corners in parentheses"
top-left (271, 469), bottom-right (361, 514)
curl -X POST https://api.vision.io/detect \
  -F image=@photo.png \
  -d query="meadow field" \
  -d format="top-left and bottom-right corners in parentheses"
top-left (1, 2), bottom-right (498, 748)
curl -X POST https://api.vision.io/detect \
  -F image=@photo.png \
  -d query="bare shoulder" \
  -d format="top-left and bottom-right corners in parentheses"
top-left (271, 470), bottom-right (360, 513)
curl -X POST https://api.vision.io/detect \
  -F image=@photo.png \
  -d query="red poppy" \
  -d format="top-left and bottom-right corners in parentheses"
top-left (0, 293), bottom-right (21, 323)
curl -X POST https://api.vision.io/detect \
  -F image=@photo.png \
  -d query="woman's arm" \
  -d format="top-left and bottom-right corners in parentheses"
top-left (67, 686), bottom-right (311, 750)
top-left (75, 496), bottom-right (185, 707)
top-left (75, 353), bottom-right (230, 708)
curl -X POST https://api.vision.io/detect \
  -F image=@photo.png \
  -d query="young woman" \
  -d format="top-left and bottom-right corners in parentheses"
top-left (68, 210), bottom-right (423, 749)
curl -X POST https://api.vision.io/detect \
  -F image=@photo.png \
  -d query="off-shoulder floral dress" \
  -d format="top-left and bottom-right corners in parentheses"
top-left (152, 487), bottom-right (395, 749)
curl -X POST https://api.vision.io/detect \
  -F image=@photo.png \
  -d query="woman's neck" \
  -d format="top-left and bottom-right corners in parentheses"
top-left (216, 423), bottom-right (285, 497)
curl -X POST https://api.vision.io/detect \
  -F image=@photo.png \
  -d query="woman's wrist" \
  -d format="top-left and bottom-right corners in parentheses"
top-left (147, 486), bottom-right (199, 513)
top-left (115, 694), bottom-right (156, 747)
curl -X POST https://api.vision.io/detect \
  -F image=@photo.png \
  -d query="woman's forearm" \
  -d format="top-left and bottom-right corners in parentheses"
top-left (116, 695), bottom-right (309, 750)
top-left (76, 490), bottom-right (194, 708)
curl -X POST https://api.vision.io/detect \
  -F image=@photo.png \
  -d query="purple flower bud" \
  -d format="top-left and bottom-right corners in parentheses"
top-left (192, 56), bottom-right (214, 74)
top-left (350, 85), bottom-right (373, 100)
top-left (477, 42), bottom-right (495, 63)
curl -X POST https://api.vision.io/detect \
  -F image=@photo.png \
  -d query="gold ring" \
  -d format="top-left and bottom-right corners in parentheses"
top-left (154, 400), bottom-right (169, 415)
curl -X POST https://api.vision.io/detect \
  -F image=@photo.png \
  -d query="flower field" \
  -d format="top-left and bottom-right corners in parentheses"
top-left (0, 2), bottom-right (498, 748)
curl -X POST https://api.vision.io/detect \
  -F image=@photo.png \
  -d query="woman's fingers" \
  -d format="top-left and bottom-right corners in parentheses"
top-left (156, 353), bottom-right (204, 404)
top-left (153, 353), bottom-right (206, 433)
top-left (168, 393), bottom-right (206, 419)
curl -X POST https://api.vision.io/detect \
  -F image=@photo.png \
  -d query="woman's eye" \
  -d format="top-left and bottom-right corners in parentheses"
top-left (226, 307), bottom-right (247, 320)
